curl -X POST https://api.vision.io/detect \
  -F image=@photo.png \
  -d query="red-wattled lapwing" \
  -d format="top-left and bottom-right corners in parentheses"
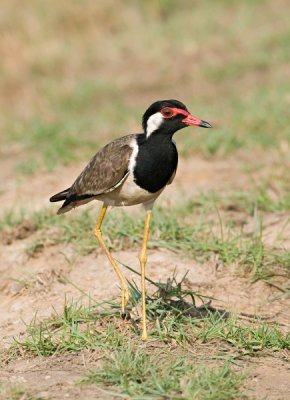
top-left (50, 99), bottom-right (212, 340)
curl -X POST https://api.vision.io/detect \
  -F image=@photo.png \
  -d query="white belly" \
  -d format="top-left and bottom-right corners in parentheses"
top-left (96, 174), bottom-right (163, 207)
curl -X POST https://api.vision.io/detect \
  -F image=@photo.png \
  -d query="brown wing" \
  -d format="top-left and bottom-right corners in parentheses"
top-left (70, 134), bottom-right (135, 196)
top-left (52, 134), bottom-right (135, 214)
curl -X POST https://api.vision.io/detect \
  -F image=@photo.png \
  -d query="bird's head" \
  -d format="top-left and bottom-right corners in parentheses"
top-left (142, 99), bottom-right (212, 138)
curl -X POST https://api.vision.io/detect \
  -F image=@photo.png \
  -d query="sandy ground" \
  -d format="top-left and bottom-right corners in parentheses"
top-left (0, 153), bottom-right (289, 399)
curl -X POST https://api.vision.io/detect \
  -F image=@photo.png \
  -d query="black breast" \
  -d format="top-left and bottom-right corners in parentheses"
top-left (134, 134), bottom-right (178, 193)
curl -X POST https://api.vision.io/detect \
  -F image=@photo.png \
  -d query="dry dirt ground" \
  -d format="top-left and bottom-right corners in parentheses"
top-left (0, 153), bottom-right (289, 399)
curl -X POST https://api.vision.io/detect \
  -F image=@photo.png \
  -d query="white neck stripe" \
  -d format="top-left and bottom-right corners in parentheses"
top-left (128, 138), bottom-right (139, 173)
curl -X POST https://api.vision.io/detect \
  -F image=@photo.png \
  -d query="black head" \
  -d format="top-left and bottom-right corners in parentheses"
top-left (142, 99), bottom-right (212, 138)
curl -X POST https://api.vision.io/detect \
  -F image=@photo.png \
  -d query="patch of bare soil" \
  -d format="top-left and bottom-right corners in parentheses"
top-left (0, 153), bottom-right (289, 399)
top-left (0, 352), bottom-right (115, 400)
top-left (244, 355), bottom-right (290, 400)
top-left (1, 220), bottom-right (37, 245)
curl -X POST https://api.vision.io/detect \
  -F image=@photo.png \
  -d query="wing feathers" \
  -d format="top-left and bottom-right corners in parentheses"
top-left (50, 134), bottom-right (136, 214)
top-left (71, 136), bottom-right (134, 196)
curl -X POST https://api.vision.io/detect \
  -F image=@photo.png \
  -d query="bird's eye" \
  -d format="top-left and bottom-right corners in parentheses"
top-left (161, 107), bottom-right (174, 118)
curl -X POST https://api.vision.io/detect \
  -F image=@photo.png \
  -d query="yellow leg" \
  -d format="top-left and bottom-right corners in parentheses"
top-left (139, 210), bottom-right (152, 340)
top-left (94, 204), bottom-right (129, 313)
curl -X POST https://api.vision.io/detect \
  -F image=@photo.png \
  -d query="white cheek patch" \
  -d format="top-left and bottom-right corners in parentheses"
top-left (146, 112), bottom-right (164, 138)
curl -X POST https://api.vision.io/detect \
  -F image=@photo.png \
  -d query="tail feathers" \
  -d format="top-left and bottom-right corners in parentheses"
top-left (57, 195), bottom-right (95, 215)
top-left (49, 188), bottom-right (70, 203)
top-left (50, 187), bottom-right (73, 214)
top-left (50, 189), bottom-right (96, 215)
top-left (56, 199), bottom-right (75, 215)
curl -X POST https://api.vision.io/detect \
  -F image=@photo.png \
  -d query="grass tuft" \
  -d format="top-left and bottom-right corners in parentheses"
top-left (195, 313), bottom-right (289, 353)
top-left (11, 273), bottom-right (289, 358)
top-left (83, 346), bottom-right (245, 400)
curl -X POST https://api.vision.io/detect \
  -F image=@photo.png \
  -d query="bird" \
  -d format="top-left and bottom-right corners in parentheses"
top-left (50, 99), bottom-right (212, 340)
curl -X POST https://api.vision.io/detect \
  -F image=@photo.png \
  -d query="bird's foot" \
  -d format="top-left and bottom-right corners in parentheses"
top-left (121, 310), bottom-right (131, 320)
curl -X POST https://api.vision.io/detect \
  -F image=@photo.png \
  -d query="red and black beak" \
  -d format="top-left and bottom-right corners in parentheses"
top-left (182, 113), bottom-right (212, 128)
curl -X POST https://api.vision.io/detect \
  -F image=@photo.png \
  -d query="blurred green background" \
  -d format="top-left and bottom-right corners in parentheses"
top-left (0, 0), bottom-right (289, 173)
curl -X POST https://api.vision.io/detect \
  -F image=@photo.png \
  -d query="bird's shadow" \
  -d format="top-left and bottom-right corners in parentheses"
top-left (114, 264), bottom-right (230, 333)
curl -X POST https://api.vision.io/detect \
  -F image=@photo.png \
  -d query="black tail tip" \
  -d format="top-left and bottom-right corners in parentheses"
top-left (49, 188), bottom-right (70, 202)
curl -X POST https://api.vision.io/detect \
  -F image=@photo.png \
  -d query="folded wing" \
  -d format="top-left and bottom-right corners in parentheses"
top-left (50, 134), bottom-right (135, 214)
